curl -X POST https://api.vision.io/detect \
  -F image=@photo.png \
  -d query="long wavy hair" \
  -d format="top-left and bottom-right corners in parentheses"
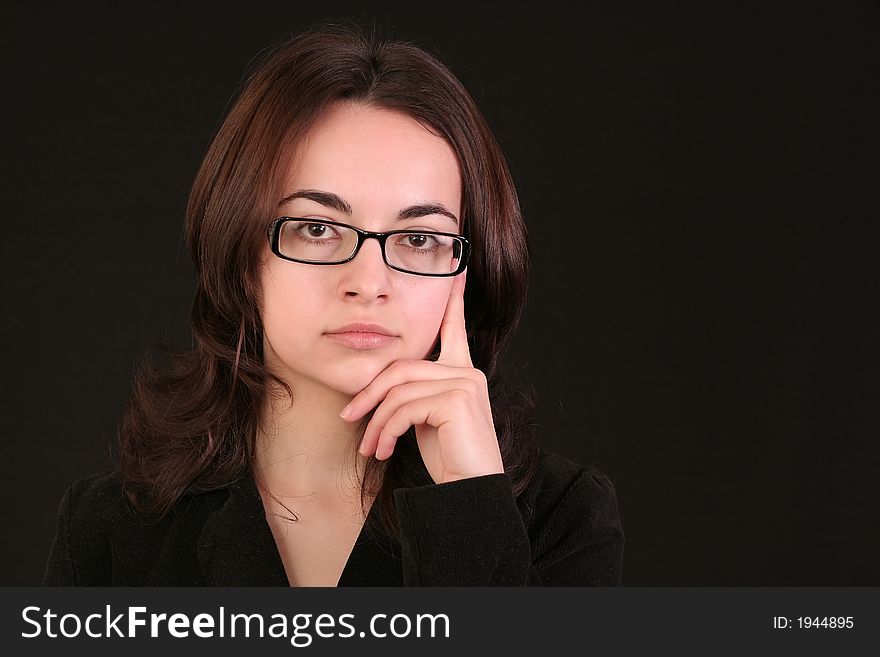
top-left (116, 20), bottom-right (540, 541)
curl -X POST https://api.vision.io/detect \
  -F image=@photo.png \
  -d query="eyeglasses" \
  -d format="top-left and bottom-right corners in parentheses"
top-left (266, 217), bottom-right (470, 277)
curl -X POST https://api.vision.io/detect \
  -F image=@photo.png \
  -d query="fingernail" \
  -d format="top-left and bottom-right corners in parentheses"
top-left (339, 404), bottom-right (351, 420)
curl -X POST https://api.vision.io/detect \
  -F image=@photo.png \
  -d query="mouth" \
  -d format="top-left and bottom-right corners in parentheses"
top-left (326, 322), bottom-right (397, 337)
top-left (324, 321), bottom-right (398, 350)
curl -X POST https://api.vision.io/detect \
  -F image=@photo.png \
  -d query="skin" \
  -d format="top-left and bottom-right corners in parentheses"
top-left (254, 101), bottom-right (503, 512)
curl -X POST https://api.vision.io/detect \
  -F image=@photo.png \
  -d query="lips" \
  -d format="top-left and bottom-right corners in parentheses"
top-left (324, 322), bottom-right (398, 350)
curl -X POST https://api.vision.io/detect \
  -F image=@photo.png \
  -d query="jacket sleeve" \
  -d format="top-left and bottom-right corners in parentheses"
top-left (393, 469), bottom-right (624, 586)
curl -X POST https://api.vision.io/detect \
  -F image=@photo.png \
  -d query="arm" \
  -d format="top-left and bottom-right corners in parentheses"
top-left (393, 468), bottom-right (624, 586)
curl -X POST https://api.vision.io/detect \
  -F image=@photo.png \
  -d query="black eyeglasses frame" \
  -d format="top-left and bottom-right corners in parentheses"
top-left (266, 217), bottom-right (470, 277)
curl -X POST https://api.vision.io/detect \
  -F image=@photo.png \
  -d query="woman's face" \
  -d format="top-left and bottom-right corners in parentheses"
top-left (260, 102), bottom-right (462, 398)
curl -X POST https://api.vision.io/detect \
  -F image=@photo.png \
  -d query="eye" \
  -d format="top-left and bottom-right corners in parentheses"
top-left (292, 221), bottom-right (341, 242)
top-left (304, 223), bottom-right (331, 239)
top-left (394, 232), bottom-right (451, 253)
top-left (406, 234), bottom-right (431, 248)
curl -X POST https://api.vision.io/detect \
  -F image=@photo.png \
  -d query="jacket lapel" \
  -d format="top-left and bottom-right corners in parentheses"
top-left (337, 514), bottom-right (404, 586)
top-left (196, 468), bottom-right (404, 586)
top-left (196, 470), bottom-right (289, 586)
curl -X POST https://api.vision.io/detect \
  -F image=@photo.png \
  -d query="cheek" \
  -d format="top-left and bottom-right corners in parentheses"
top-left (259, 264), bottom-right (323, 340)
top-left (399, 286), bottom-right (451, 347)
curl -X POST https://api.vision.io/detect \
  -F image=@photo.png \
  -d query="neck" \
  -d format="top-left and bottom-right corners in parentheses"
top-left (253, 376), bottom-right (373, 510)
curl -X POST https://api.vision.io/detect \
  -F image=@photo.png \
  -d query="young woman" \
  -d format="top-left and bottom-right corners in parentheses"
top-left (43, 21), bottom-right (624, 586)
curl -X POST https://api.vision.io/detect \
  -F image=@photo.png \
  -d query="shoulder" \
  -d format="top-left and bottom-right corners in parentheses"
top-left (521, 451), bottom-right (620, 514)
top-left (61, 470), bottom-right (128, 519)
top-left (48, 470), bottom-right (131, 549)
top-left (43, 470), bottom-right (231, 585)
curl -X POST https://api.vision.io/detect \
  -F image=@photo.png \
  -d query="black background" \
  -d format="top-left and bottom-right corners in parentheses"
top-left (3, 2), bottom-right (878, 585)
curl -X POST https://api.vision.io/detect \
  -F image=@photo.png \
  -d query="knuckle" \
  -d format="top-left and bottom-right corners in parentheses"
top-left (460, 376), bottom-right (480, 394)
top-left (385, 385), bottom-right (404, 404)
top-left (472, 368), bottom-right (488, 386)
top-left (390, 359), bottom-right (410, 374)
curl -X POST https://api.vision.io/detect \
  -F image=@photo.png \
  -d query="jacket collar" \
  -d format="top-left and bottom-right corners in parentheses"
top-left (196, 466), bottom-right (403, 586)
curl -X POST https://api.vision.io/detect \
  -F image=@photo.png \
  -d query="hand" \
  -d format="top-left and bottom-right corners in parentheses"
top-left (339, 269), bottom-right (505, 484)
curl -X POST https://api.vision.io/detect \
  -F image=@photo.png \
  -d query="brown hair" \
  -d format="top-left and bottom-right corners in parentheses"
top-left (117, 20), bottom-right (540, 540)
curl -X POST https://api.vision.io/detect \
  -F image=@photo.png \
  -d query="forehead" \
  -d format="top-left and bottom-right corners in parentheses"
top-left (280, 102), bottom-right (462, 216)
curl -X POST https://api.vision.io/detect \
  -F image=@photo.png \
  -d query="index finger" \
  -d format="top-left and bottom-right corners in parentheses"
top-left (436, 268), bottom-right (472, 367)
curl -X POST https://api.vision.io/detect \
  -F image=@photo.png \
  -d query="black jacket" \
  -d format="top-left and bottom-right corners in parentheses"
top-left (42, 451), bottom-right (624, 586)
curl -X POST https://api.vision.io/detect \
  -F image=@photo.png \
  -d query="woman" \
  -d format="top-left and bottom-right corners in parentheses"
top-left (43, 21), bottom-right (624, 586)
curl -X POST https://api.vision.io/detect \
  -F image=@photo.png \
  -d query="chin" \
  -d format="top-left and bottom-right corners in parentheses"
top-left (325, 359), bottom-right (394, 395)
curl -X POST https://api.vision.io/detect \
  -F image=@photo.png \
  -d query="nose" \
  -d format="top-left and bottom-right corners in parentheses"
top-left (337, 237), bottom-right (393, 300)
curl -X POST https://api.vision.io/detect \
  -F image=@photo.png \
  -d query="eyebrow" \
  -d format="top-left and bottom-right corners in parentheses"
top-left (278, 189), bottom-right (459, 225)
